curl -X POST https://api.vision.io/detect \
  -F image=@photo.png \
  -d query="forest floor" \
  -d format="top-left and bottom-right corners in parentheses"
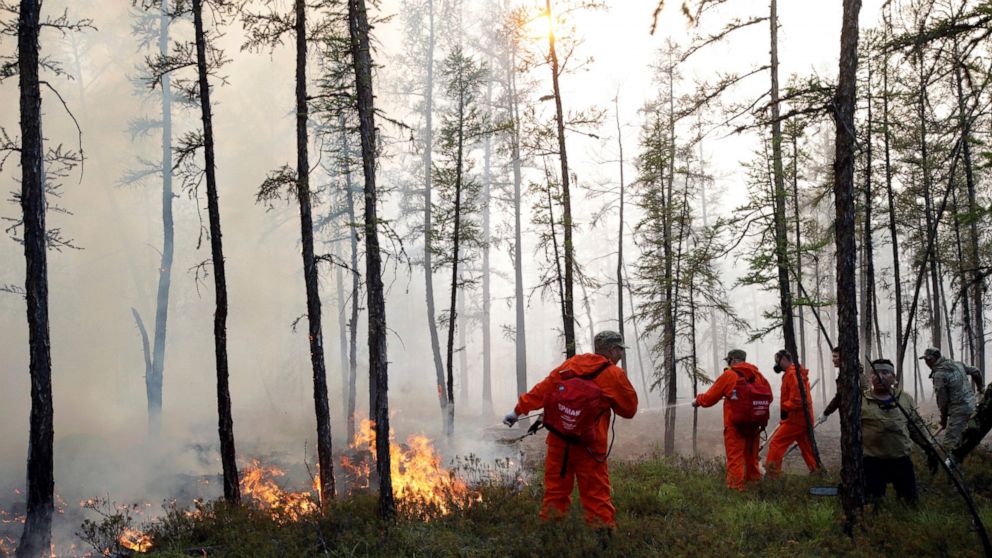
top-left (68, 402), bottom-right (992, 558)
top-left (1, 396), bottom-right (971, 557)
top-left (76, 447), bottom-right (992, 558)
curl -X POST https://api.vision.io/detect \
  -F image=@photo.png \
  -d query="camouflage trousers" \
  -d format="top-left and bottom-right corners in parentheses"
top-left (943, 405), bottom-right (973, 449)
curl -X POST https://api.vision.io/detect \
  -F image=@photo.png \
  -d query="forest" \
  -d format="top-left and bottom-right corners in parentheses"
top-left (1, 0), bottom-right (991, 556)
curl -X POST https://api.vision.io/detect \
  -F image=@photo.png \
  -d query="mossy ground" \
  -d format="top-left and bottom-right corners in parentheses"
top-left (128, 452), bottom-right (992, 557)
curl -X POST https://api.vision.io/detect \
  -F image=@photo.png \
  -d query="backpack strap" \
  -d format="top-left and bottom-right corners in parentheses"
top-left (578, 361), bottom-right (613, 381)
top-left (730, 367), bottom-right (754, 383)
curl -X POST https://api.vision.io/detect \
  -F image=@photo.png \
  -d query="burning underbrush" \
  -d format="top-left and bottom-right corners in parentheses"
top-left (58, 418), bottom-right (512, 555)
top-left (342, 418), bottom-right (483, 518)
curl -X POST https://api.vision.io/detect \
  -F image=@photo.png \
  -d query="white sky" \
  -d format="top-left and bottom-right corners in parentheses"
top-left (0, 0), bottom-right (895, 496)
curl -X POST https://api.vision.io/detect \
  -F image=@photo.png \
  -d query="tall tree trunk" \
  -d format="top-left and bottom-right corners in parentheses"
top-left (950, 189), bottom-right (970, 360)
top-left (347, 0), bottom-right (395, 519)
top-left (815, 255), bottom-right (826, 405)
top-left (770, 0), bottom-right (820, 468)
top-left (662, 53), bottom-right (677, 457)
top-left (881, 36), bottom-right (903, 381)
top-left (913, 325), bottom-right (921, 399)
top-left (546, 166), bottom-right (567, 342)
top-left (16, 2), bottom-right (54, 555)
top-left (334, 244), bottom-right (349, 429)
top-left (790, 129), bottom-right (807, 366)
top-left (861, 54), bottom-right (876, 361)
top-left (953, 43), bottom-right (985, 377)
top-left (294, 0), bottom-right (335, 506)
top-left (689, 270), bottom-right (699, 456)
top-left (148, 0), bottom-right (174, 438)
top-left (665, 178), bottom-right (690, 456)
top-left (458, 276), bottom-right (468, 404)
top-left (937, 265), bottom-right (955, 359)
top-left (423, 0), bottom-right (448, 430)
top-left (916, 49), bottom-right (941, 350)
top-left (480, 59), bottom-right (494, 417)
top-left (507, 30), bottom-right (528, 400)
top-left (192, 0), bottom-right (240, 505)
top-left (615, 99), bottom-right (626, 369)
top-left (340, 114), bottom-right (360, 443)
top-left (833, 0), bottom-right (865, 534)
top-left (444, 84), bottom-right (467, 438)
top-left (546, 0), bottom-right (576, 357)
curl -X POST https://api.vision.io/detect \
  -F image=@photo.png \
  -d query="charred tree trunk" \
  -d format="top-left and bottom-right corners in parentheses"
top-left (16, 2), bottom-right (54, 555)
top-left (770, 0), bottom-right (820, 468)
top-left (546, 0), bottom-right (576, 357)
top-left (148, 0), bottom-right (174, 438)
top-left (423, 0), bottom-right (448, 430)
top-left (192, 0), bottom-right (240, 505)
top-left (295, 0), bottom-right (335, 506)
top-left (347, 0), bottom-right (395, 518)
top-left (833, 0), bottom-right (865, 534)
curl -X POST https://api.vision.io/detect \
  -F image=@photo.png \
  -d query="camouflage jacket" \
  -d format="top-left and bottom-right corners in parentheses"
top-left (930, 357), bottom-right (977, 418)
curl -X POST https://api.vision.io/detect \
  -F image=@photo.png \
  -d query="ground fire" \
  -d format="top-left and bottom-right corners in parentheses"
top-left (117, 528), bottom-right (152, 553)
top-left (239, 459), bottom-right (319, 522)
top-left (345, 418), bottom-right (479, 518)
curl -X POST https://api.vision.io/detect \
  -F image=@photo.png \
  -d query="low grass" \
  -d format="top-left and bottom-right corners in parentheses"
top-left (127, 453), bottom-right (992, 557)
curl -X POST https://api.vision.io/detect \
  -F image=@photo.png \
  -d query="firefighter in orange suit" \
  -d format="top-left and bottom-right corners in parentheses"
top-left (765, 349), bottom-right (819, 476)
top-left (693, 349), bottom-right (772, 490)
top-left (502, 331), bottom-right (638, 528)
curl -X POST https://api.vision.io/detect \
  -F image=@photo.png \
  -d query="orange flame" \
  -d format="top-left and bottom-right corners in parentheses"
top-left (119, 527), bottom-right (152, 553)
top-left (239, 459), bottom-right (318, 521)
top-left (347, 418), bottom-right (479, 518)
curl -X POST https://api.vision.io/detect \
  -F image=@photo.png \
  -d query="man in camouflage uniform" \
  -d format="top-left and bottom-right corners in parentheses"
top-left (922, 347), bottom-right (977, 448)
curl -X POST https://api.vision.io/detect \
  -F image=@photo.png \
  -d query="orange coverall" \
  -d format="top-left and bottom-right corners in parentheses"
top-left (514, 353), bottom-right (638, 527)
top-left (695, 362), bottom-right (772, 490)
top-left (765, 364), bottom-right (818, 475)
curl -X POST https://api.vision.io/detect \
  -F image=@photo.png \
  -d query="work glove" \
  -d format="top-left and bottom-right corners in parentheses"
top-left (815, 414), bottom-right (828, 426)
top-left (503, 411), bottom-right (519, 427)
top-left (780, 409), bottom-right (788, 421)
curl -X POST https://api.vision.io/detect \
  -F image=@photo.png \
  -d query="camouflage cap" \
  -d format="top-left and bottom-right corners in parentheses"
top-left (594, 330), bottom-right (627, 351)
top-left (919, 347), bottom-right (941, 361)
top-left (727, 348), bottom-right (747, 362)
